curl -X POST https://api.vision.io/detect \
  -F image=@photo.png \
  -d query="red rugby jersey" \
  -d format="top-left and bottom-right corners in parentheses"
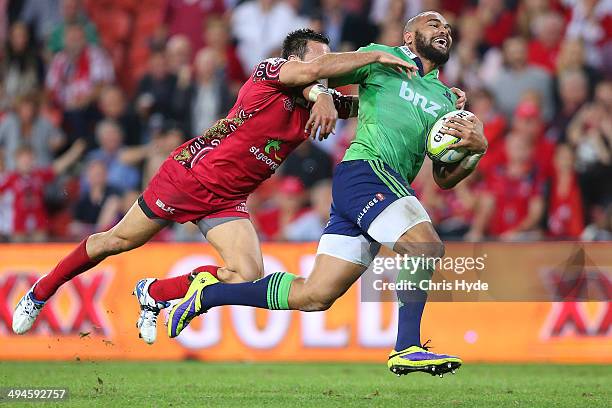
top-left (170, 57), bottom-right (352, 200)
top-left (0, 168), bottom-right (54, 233)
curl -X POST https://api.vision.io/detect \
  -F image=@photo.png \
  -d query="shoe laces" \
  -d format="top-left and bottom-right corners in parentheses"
top-left (421, 339), bottom-right (433, 351)
top-left (141, 308), bottom-right (160, 327)
top-left (23, 295), bottom-right (42, 316)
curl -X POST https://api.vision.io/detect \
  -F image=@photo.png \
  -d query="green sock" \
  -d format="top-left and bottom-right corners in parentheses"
top-left (201, 271), bottom-right (296, 310)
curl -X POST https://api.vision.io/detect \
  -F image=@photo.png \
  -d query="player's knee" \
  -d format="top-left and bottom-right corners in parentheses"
top-left (241, 263), bottom-right (264, 281)
top-left (226, 258), bottom-right (264, 282)
top-left (218, 265), bottom-right (263, 283)
top-left (97, 230), bottom-right (140, 256)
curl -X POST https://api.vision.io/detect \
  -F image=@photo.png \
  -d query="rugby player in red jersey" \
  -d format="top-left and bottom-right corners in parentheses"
top-left (13, 29), bottom-right (418, 343)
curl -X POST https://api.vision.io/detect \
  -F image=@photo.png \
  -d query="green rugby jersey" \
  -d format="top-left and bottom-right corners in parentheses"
top-left (333, 43), bottom-right (458, 183)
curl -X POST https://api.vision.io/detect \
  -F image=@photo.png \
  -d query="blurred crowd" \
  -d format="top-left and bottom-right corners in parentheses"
top-left (0, 0), bottom-right (610, 243)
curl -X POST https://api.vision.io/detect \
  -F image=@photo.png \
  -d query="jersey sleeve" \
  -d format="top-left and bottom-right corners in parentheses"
top-left (330, 89), bottom-right (355, 119)
top-left (251, 58), bottom-right (289, 88)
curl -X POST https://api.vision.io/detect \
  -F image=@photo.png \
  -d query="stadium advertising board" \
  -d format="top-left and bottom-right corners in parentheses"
top-left (0, 243), bottom-right (609, 362)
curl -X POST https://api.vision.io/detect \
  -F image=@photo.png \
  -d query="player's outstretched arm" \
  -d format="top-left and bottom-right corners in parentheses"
top-left (432, 116), bottom-right (487, 190)
top-left (278, 51), bottom-right (417, 87)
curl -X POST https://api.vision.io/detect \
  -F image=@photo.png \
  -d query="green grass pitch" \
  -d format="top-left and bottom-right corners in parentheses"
top-left (0, 362), bottom-right (610, 407)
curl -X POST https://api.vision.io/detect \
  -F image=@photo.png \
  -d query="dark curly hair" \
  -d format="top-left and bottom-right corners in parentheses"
top-left (281, 28), bottom-right (330, 60)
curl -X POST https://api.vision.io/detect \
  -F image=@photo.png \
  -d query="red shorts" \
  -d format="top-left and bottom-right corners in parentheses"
top-left (140, 158), bottom-right (249, 224)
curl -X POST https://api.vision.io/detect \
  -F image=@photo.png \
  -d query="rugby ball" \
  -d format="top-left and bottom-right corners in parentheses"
top-left (426, 110), bottom-right (475, 163)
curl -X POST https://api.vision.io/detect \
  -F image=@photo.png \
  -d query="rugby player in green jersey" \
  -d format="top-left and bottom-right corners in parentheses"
top-left (168, 11), bottom-right (488, 377)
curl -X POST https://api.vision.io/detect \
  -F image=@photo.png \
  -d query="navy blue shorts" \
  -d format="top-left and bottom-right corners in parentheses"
top-left (323, 159), bottom-right (415, 238)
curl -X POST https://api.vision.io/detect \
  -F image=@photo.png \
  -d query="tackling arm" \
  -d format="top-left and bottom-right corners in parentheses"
top-left (279, 51), bottom-right (417, 87)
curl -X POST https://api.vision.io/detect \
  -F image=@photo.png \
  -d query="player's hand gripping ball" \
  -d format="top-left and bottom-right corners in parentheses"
top-left (426, 110), bottom-right (475, 163)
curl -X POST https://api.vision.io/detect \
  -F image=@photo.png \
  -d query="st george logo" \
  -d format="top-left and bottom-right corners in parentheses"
top-left (265, 139), bottom-right (282, 161)
top-left (399, 81), bottom-right (442, 117)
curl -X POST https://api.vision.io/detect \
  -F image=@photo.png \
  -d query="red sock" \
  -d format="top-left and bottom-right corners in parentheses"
top-left (193, 265), bottom-right (219, 279)
top-left (33, 238), bottom-right (101, 301)
top-left (148, 265), bottom-right (220, 301)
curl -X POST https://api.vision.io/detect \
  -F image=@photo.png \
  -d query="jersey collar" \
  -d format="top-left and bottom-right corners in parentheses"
top-left (398, 46), bottom-right (440, 79)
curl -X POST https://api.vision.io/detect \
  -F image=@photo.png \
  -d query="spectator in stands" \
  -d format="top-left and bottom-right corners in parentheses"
top-left (318, 0), bottom-right (379, 52)
top-left (375, 0), bottom-right (407, 27)
top-left (370, 0), bottom-right (420, 26)
top-left (46, 23), bottom-right (114, 141)
top-left (173, 48), bottom-right (233, 136)
top-left (84, 120), bottom-right (140, 193)
top-left (515, 0), bottom-right (551, 38)
top-left (0, 140), bottom-right (84, 242)
top-left (47, 0), bottom-right (98, 54)
top-left (254, 176), bottom-right (309, 241)
top-left (478, 98), bottom-right (555, 181)
top-left (467, 133), bottom-right (545, 241)
top-left (318, 0), bottom-right (345, 50)
top-left (548, 69), bottom-right (590, 143)
top-left (280, 140), bottom-right (333, 188)
top-left (0, 92), bottom-right (65, 170)
top-left (162, 0), bottom-right (225, 53)
top-left (20, 0), bottom-right (62, 44)
top-left (527, 11), bottom-right (565, 73)
top-left (581, 204), bottom-right (612, 241)
top-left (547, 143), bottom-right (584, 239)
top-left (472, 0), bottom-right (516, 48)
top-left (487, 36), bottom-right (554, 120)
top-left (444, 14), bottom-right (487, 91)
top-left (231, 0), bottom-right (308, 71)
top-left (556, 38), bottom-right (601, 96)
top-left (507, 100), bottom-right (556, 181)
top-left (1, 22), bottom-right (44, 108)
top-left (95, 85), bottom-right (143, 147)
top-left (377, 21), bottom-right (403, 47)
top-left (134, 50), bottom-right (178, 128)
top-left (565, 0), bottom-right (612, 68)
top-left (284, 180), bottom-right (332, 241)
top-left (594, 79), bottom-right (612, 112)
top-left (467, 88), bottom-right (507, 175)
top-left (567, 99), bottom-right (612, 210)
top-left (166, 34), bottom-right (192, 76)
top-left (0, 154), bottom-right (8, 241)
top-left (71, 159), bottom-right (121, 238)
top-left (203, 16), bottom-right (247, 94)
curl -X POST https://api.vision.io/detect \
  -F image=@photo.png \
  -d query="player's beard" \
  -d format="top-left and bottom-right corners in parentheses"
top-left (414, 31), bottom-right (450, 66)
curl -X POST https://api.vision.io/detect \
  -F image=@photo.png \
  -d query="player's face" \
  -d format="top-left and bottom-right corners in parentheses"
top-left (301, 41), bottom-right (331, 62)
top-left (412, 13), bottom-right (452, 65)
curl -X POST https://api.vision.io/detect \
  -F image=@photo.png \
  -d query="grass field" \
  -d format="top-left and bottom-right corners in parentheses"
top-left (0, 362), bottom-right (610, 407)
